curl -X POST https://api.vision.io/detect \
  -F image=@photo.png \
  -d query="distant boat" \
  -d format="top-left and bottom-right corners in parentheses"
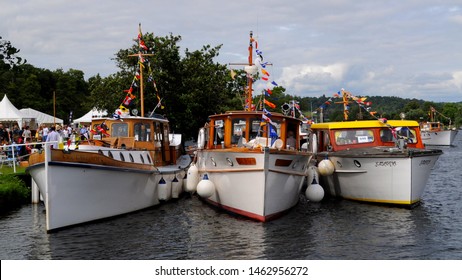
top-left (27, 24), bottom-right (190, 232)
top-left (187, 32), bottom-right (312, 222)
top-left (310, 90), bottom-right (443, 206)
top-left (420, 107), bottom-right (458, 146)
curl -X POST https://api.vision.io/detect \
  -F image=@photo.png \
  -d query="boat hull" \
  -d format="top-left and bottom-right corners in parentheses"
top-left (318, 149), bottom-right (442, 206)
top-left (421, 129), bottom-right (458, 146)
top-left (28, 148), bottom-right (187, 231)
top-left (196, 148), bottom-right (310, 221)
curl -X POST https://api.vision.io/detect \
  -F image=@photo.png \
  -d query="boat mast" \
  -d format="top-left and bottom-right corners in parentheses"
top-left (128, 23), bottom-right (154, 117)
top-left (335, 89), bottom-right (352, 121)
top-left (247, 31), bottom-right (255, 112)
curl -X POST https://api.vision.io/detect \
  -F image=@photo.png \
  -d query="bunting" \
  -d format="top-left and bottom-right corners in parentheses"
top-left (112, 24), bottom-right (165, 119)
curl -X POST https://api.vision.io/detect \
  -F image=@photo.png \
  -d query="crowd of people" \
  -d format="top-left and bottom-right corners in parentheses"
top-left (0, 122), bottom-right (90, 158)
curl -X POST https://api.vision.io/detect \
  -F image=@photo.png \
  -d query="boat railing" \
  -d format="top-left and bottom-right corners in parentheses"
top-left (1, 141), bottom-right (57, 173)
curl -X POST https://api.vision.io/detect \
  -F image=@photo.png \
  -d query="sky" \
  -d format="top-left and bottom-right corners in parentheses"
top-left (1, 0), bottom-right (462, 102)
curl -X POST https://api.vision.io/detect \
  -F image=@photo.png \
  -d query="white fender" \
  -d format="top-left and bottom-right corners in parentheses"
top-left (318, 159), bottom-right (335, 176)
top-left (158, 177), bottom-right (169, 200)
top-left (197, 128), bottom-right (206, 150)
top-left (171, 177), bottom-right (182, 199)
top-left (185, 163), bottom-right (199, 193)
top-left (305, 178), bottom-right (324, 202)
top-left (197, 174), bottom-right (215, 198)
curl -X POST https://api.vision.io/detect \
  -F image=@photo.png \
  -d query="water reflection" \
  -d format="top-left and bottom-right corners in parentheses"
top-left (1, 134), bottom-right (461, 260)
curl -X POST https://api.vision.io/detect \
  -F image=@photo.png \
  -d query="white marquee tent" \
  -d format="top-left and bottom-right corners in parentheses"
top-left (20, 108), bottom-right (63, 126)
top-left (73, 108), bottom-right (107, 125)
top-left (0, 94), bottom-right (25, 127)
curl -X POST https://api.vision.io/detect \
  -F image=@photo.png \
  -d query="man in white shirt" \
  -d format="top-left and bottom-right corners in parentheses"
top-left (46, 127), bottom-right (60, 149)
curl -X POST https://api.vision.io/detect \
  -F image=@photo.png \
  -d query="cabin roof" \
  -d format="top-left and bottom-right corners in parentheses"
top-left (311, 120), bottom-right (420, 130)
top-left (91, 115), bottom-right (168, 124)
top-left (209, 110), bottom-right (297, 120)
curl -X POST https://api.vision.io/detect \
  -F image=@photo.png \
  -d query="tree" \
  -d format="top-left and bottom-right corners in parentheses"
top-left (0, 36), bottom-right (25, 71)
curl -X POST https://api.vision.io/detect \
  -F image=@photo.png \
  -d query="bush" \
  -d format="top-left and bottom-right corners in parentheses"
top-left (0, 174), bottom-right (31, 212)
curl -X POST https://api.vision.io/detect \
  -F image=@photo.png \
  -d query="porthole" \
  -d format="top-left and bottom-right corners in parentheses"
top-left (140, 154), bottom-right (145, 164)
top-left (226, 158), bottom-right (234, 166)
top-left (98, 149), bottom-right (103, 155)
top-left (120, 152), bottom-right (125, 162)
top-left (147, 154), bottom-right (152, 164)
top-left (354, 160), bottom-right (361, 168)
top-left (129, 153), bottom-right (134, 163)
top-left (108, 151), bottom-right (114, 159)
top-left (210, 157), bottom-right (216, 166)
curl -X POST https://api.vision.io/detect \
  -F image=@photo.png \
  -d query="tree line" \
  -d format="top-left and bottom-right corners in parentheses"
top-left (1, 34), bottom-right (461, 141)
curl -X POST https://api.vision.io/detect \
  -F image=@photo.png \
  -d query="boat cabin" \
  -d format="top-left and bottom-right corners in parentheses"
top-left (90, 116), bottom-right (176, 165)
top-left (202, 111), bottom-right (304, 150)
top-left (310, 120), bottom-right (426, 153)
top-left (420, 121), bottom-right (442, 132)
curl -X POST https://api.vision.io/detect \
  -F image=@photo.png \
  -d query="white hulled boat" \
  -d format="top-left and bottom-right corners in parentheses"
top-left (188, 32), bottom-right (312, 221)
top-left (420, 107), bottom-right (458, 146)
top-left (310, 90), bottom-right (443, 206)
top-left (27, 25), bottom-right (190, 232)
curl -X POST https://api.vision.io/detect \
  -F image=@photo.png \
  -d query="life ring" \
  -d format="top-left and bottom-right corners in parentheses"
top-left (197, 128), bottom-right (206, 149)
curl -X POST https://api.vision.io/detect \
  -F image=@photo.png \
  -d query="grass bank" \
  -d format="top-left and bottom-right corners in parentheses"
top-left (0, 167), bottom-right (31, 212)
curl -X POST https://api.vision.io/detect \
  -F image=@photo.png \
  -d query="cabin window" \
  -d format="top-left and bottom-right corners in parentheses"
top-left (380, 129), bottom-right (394, 142)
top-left (213, 119), bottom-right (225, 146)
top-left (396, 127), bottom-right (417, 143)
top-left (111, 123), bottom-right (128, 137)
top-left (154, 122), bottom-right (163, 147)
top-left (231, 118), bottom-right (246, 144)
top-left (134, 123), bottom-right (151, 141)
top-left (334, 129), bottom-right (374, 145)
top-left (249, 119), bottom-right (263, 139)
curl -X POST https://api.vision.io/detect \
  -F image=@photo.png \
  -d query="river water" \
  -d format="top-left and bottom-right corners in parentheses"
top-left (1, 133), bottom-right (461, 260)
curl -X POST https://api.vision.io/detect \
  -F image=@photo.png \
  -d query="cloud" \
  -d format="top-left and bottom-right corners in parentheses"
top-left (1, 0), bottom-right (461, 102)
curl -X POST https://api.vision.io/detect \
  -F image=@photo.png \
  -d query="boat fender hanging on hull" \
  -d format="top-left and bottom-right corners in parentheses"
top-left (186, 163), bottom-right (199, 193)
top-left (305, 178), bottom-right (324, 202)
top-left (171, 177), bottom-right (182, 199)
top-left (318, 158), bottom-right (335, 176)
top-left (197, 174), bottom-right (215, 198)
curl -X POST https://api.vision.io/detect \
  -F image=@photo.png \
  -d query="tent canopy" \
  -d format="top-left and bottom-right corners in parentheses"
top-left (74, 108), bottom-right (107, 124)
top-left (20, 108), bottom-right (63, 126)
top-left (0, 94), bottom-right (25, 127)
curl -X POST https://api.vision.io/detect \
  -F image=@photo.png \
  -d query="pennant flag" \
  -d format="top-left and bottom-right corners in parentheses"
top-left (261, 76), bottom-right (269, 81)
top-left (119, 105), bottom-right (129, 113)
top-left (261, 69), bottom-right (270, 76)
top-left (139, 40), bottom-right (148, 50)
top-left (263, 108), bottom-right (272, 116)
top-left (230, 69), bottom-right (237, 80)
top-left (271, 81), bottom-right (278, 86)
top-left (266, 88), bottom-right (272, 95)
top-left (264, 99), bottom-right (276, 109)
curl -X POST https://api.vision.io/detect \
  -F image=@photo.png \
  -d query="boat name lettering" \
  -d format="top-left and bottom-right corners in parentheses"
top-left (375, 161), bottom-right (397, 167)
top-left (419, 160), bottom-right (431, 166)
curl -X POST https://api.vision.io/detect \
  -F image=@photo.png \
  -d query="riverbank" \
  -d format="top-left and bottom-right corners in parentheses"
top-left (0, 167), bottom-right (31, 213)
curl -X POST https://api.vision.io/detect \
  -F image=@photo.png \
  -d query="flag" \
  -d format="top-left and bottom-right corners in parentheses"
top-left (264, 99), bottom-right (276, 109)
top-left (261, 69), bottom-right (270, 76)
top-left (263, 108), bottom-right (272, 116)
top-left (230, 69), bottom-right (237, 80)
top-left (261, 76), bottom-right (269, 81)
top-left (271, 81), bottom-right (278, 86)
top-left (139, 40), bottom-right (148, 50)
